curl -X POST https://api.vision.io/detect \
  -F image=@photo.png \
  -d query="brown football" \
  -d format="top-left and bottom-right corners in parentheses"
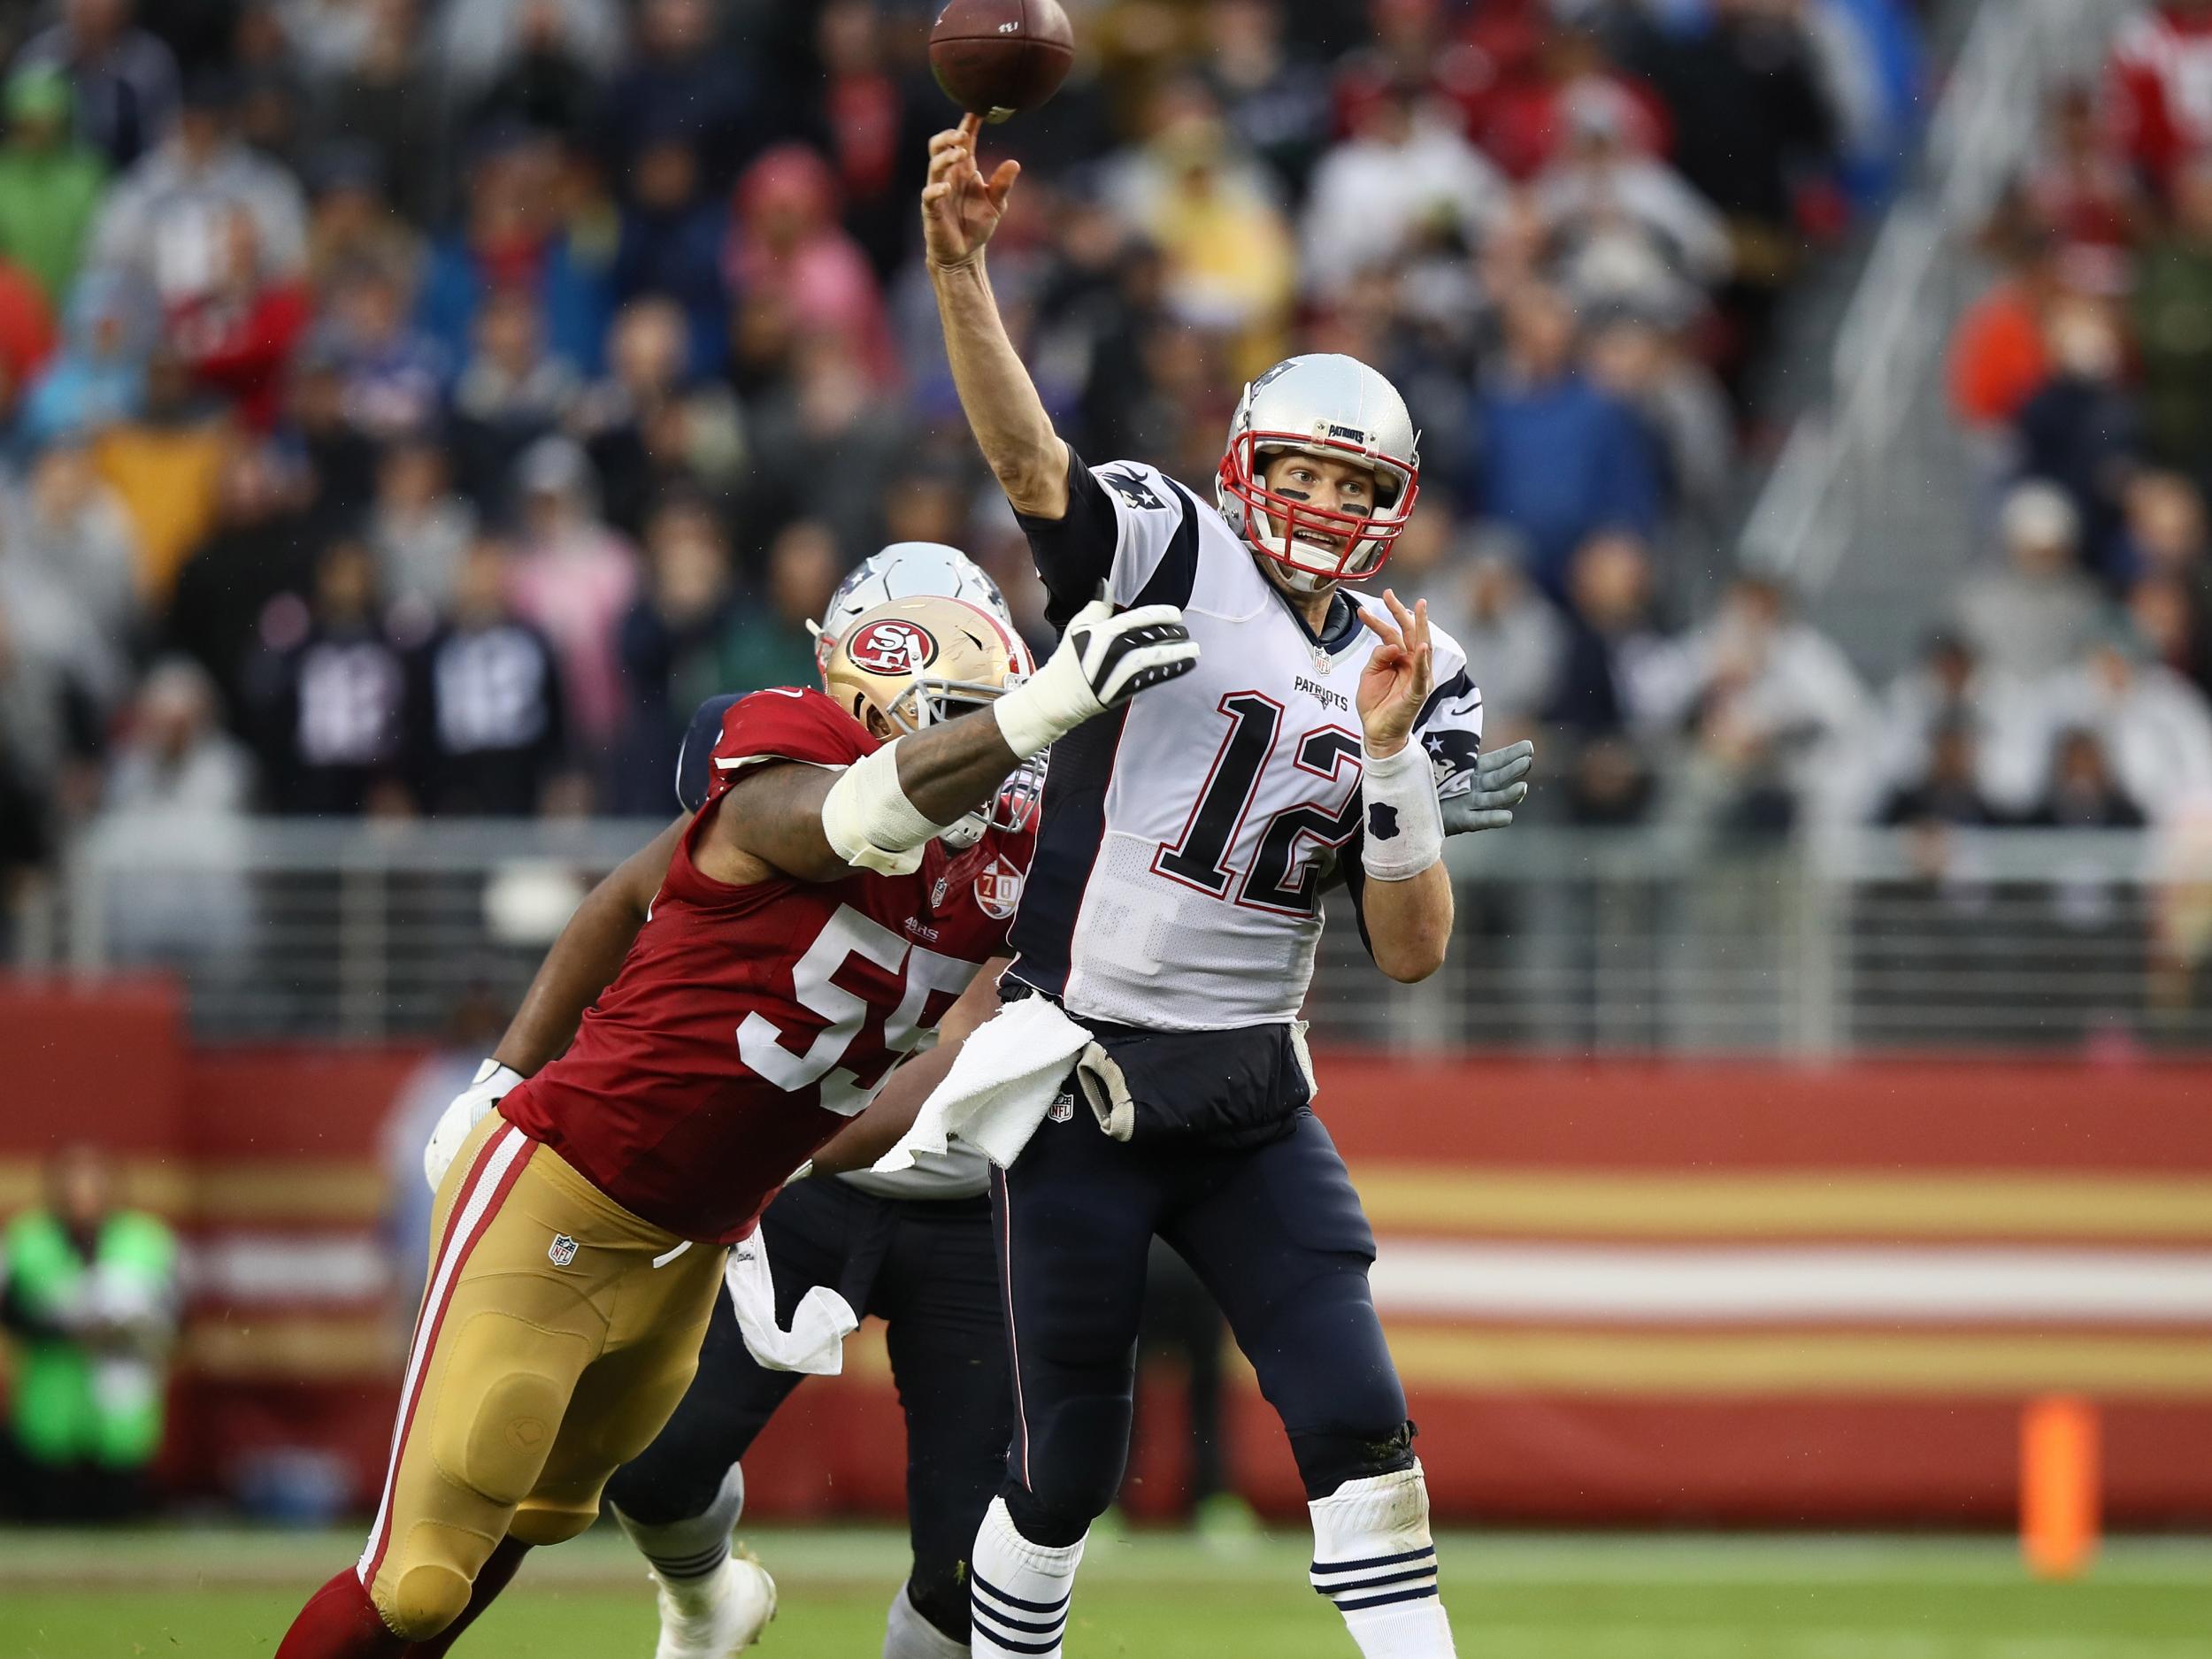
top-left (928, 0), bottom-right (1074, 124)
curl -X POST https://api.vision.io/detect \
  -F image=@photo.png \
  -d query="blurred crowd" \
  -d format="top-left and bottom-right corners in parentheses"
top-left (0, 0), bottom-right (1932, 926)
top-left (1911, 0), bottom-right (2212, 843)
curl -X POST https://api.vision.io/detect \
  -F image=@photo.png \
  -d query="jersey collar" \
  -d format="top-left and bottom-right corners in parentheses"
top-left (1270, 581), bottom-right (1363, 657)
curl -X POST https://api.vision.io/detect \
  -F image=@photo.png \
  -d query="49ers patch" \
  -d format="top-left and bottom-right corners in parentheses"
top-left (974, 855), bottom-right (1025, 920)
top-left (845, 618), bottom-right (939, 675)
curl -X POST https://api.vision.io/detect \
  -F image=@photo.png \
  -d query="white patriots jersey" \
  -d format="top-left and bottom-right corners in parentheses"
top-left (1008, 458), bottom-right (1484, 1031)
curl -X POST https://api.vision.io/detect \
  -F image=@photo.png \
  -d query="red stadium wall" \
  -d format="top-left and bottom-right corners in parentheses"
top-left (4, 980), bottom-right (2208, 1526)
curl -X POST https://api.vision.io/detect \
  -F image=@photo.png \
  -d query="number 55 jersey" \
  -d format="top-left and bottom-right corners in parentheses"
top-left (1010, 454), bottom-right (1486, 1032)
top-left (501, 687), bottom-right (1033, 1244)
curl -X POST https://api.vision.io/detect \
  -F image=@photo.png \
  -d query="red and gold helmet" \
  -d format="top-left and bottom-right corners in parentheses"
top-left (821, 595), bottom-right (1041, 842)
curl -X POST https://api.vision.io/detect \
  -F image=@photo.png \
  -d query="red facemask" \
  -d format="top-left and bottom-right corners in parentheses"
top-left (1217, 429), bottom-right (1419, 586)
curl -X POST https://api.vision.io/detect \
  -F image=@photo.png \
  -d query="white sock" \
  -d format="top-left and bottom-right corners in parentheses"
top-left (970, 1496), bottom-right (1082, 1657)
top-left (883, 1581), bottom-right (967, 1659)
top-left (612, 1463), bottom-right (745, 1608)
top-left (1309, 1462), bottom-right (1455, 1657)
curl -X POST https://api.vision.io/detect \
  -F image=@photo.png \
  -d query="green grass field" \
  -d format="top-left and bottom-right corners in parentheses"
top-left (0, 1526), bottom-right (2205, 1658)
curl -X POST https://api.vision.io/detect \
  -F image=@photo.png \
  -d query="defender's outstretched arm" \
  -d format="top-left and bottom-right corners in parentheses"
top-left (707, 707), bottom-right (1032, 885)
top-left (924, 115), bottom-right (1070, 519)
top-left (492, 815), bottom-right (689, 1077)
top-left (712, 600), bottom-right (1200, 885)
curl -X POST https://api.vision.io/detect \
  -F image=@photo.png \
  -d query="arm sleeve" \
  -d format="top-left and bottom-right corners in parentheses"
top-left (1015, 449), bottom-right (1200, 627)
top-left (700, 687), bottom-right (875, 808)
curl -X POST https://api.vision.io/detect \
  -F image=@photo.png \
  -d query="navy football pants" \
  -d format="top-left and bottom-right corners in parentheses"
top-left (606, 1178), bottom-right (1010, 1640)
top-left (991, 1108), bottom-right (1410, 1546)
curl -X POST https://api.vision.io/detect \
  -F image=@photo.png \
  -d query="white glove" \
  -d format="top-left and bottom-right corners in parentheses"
top-left (423, 1059), bottom-right (525, 1192)
top-left (993, 596), bottom-right (1199, 757)
top-left (1440, 739), bottom-right (1534, 835)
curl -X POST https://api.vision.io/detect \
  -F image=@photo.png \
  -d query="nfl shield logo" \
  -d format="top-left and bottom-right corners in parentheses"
top-left (1048, 1093), bottom-right (1074, 1124)
top-left (548, 1233), bottom-right (579, 1267)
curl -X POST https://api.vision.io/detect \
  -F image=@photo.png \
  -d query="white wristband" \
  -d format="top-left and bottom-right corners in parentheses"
top-left (992, 658), bottom-right (1088, 759)
top-left (819, 741), bottom-right (949, 875)
top-left (1359, 741), bottom-right (1445, 881)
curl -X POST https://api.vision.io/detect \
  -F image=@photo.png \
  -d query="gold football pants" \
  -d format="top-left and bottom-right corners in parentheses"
top-left (355, 1113), bottom-right (724, 1640)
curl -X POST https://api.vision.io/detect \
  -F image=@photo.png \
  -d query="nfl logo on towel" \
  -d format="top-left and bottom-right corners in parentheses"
top-left (547, 1233), bottom-right (579, 1266)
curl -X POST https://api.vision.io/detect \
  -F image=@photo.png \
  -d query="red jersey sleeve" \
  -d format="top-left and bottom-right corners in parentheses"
top-left (703, 687), bottom-right (878, 807)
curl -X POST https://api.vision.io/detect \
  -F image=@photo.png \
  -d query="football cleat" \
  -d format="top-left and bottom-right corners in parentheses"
top-left (648, 1547), bottom-right (777, 1658)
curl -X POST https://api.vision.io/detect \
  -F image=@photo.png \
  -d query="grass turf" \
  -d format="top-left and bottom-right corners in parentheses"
top-left (0, 1527), bottom-right (2206, 1657)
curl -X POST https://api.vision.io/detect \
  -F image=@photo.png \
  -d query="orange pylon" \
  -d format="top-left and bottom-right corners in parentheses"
top-left (2022, 1394), bottom-right (2100, 1578)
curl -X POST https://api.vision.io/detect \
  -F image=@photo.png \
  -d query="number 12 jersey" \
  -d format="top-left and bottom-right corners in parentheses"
top-left (1010, 454), bottom-right (1485, 1032)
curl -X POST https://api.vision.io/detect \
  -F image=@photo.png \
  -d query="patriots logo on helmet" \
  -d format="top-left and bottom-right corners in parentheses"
top-left (974, 855), bottom-right (1025, 920)
top-left (847, 618), bottom-right (939, 675)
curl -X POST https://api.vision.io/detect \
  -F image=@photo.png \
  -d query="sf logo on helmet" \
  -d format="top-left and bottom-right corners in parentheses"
top-left (847, 619), bottom-right (939, 676)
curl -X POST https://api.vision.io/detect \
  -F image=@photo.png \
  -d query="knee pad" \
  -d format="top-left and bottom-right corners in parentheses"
top-left (429, 1312), bottom-right (588, 1505)
top-left (1003, 1480), bottom-right (1093, 1550)
top-left (379, 1523), bottom-right (482, 1642)
top-left (508, 1498), bottom-right (599, 1547)
top-left (1005, 1390), bottom-right (1131, 1546)
top-left (1288, 1419), bottom-right (1417, 1502)
top-left (1306, 1460), bottom-right (1440, 1616)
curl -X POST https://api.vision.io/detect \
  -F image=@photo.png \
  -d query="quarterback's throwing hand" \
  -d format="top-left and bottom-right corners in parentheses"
top-left (1356, 589), bottom-right (1433, 758)
top-left (992, 597), bottom-right (1199, 758)
top-left (922, 114), bottom-right (1018, 271)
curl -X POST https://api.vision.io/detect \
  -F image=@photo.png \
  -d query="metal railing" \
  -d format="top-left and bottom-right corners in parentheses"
top-left (16, 817), bottom-right (2212, 1054)
top-left (1738, 0), bottom-right (2136, 676)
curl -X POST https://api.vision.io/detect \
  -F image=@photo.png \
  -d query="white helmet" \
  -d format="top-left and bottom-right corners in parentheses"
top-left (1215, 354), bottom-right (1421, 592)
top-left (812, 541), bottom-right (1036, 846)
top-left (811, 541), bottom-right (1014, 674)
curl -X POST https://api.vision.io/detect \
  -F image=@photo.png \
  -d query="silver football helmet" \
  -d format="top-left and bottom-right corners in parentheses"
top-left (812, 541), bottom-right (1036, 847)
top-left (811, 541), bottom-right (1014, 674)
top-left (1215, 354), bottom-right (1421, 592)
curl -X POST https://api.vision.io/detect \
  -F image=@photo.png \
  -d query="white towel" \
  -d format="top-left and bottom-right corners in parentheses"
top-left (872, 995), bottom-right (1093, 1174)
top-left (724, 1230), bottom-right (858, 1375)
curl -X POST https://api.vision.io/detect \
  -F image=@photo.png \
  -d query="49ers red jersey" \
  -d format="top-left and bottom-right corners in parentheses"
top-left (501, 687), bottom-right (1033, 1243)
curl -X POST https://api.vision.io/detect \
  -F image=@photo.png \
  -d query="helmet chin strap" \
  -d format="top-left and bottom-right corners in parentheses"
top-left (1248, 531), bottom-right (1339, 599)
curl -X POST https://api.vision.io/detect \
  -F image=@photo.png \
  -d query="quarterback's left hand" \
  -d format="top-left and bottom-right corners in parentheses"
top-left (1441, 739), bottom-right (1535, 834)
top-left (1356, 589), bottom-right (1432, 757)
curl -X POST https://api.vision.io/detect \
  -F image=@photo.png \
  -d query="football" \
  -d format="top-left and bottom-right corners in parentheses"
top-left (928, 0), bottom-right (1075, 123)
